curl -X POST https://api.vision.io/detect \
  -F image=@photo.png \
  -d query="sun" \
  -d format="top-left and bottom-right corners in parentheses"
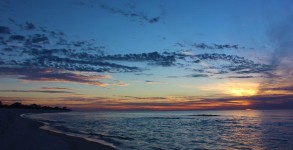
top-left (227, 89), bottom-right (258, 96)
top-left (225, 82), bottom-right (259, 96)
top-left (200, 82), bottom-right (259, 97)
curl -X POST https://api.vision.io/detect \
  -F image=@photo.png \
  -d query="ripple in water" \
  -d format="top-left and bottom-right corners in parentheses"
top-left (25, 110), bottom-right (293, 150)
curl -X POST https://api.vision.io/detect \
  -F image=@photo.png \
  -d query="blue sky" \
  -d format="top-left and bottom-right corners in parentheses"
top-left (0, 0), bottom-right (293, 110)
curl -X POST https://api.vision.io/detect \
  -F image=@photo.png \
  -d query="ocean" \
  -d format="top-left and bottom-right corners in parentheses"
top-left (23, 110), bottom-right (293, 150)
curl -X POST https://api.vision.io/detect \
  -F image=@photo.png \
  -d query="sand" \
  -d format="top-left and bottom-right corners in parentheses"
top-left (0, 108), bottom-right (116, 150)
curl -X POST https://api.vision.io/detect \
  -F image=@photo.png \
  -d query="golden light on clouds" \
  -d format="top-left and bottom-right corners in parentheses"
top-left (228, 100), bottom-right (251, 106)
top-left (226, 89), bottom-right (258, 96)
top-left (200, 82), bottom-right (259, 97)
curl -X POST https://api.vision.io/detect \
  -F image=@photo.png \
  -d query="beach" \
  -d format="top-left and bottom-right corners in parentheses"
top-left (0, 109), bottom-right (115, 150)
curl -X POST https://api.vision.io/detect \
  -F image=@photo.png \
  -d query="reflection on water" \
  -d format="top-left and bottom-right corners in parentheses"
top-left (27, 110), bottom-right (293, 150)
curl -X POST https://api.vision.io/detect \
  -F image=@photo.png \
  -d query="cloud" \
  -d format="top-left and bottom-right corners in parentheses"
top-left (262, 86), bottom-right (293, 92)
top-left (72, 1), bottom-right (164, 24)
top-left (134, 73), bottom-right (154, 76)
top-left (215, 94), bottom-right (293, 109)
top-left (101, 51), bottom-right (176, 67)
top-left (0, 22), bottom-right (142, 73)
top-left (180, 53), bottom-right (273, 77)
top-left (0, 21), bottom-right (272, 83)
top-left (9, 35), bottom-right (26, 41)
top-left (30, 34), bottom-right (49, 44)
top-left (89, 94), bottom-right (293, 110)
top-left (174, 42), bottom-right (185, 48)
top-left (0, 97), bottom-right (37, 103)
top-left (23, 22), bottom-right (36, 30)
top-left (99, 3), bottom-right (163, 24)
top-left (166, 76), bottom-right (180, 78)
top-left (262, 15), bottom-right (293, 86)
top-left (25, 55), bottom-right (142, 73)
top-left (186, 74), bottom-right (209, 78)
top-left (105, 81), bottom-right (129, 87)
top-left (145, 80), bottom-right (165, 84)
top-left (226, 64), bottom-right (272, 74)
top-left (192, 43), bottom-right (245, 50)
top-left (0, 90), bottom-right (73, 94)
top-left (193, 53), bottom-right (253, 64)
top-left (175, 42), bottom-right (250, 50)
top-left (8, 19), bottom-right (37, 31)
top-left (0, 86), bottom-right (73, 94)
top-left (1, 92), bottom-right (293, 110)
top-left (0, 26), bottom-right (10, 34)
top-left (228, 76), bottom-right (258, 79)
top-left (122, 96), bottom-right (167, 100)
top-left (0, 67), bottom-right (109, 87)
top-left (41, 87), bottom-right (70, 90)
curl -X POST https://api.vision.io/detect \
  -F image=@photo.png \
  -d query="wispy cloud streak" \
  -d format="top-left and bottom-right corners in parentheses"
top-left (0, 67), bottom-right (108, 87)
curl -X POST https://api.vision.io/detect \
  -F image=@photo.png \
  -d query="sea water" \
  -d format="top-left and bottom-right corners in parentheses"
top-left (24, 110), bottom-right (293, 150)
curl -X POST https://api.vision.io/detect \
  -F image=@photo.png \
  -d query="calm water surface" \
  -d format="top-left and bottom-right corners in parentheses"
top-left (25, 110), bottom-right (293, 150)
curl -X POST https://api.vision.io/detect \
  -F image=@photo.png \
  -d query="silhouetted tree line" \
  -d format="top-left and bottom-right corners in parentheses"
top-left (0, 101), bottom-right (70, 111)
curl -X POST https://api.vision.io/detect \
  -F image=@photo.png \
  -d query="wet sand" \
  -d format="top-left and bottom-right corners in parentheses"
top-left (0, 108), bottom-right (116, 150)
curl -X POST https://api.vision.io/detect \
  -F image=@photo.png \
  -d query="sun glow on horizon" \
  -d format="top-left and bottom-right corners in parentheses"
top-left (227, 88), bottom-right (258, 96)
top-left (200, 82), bottom-right (259, 97)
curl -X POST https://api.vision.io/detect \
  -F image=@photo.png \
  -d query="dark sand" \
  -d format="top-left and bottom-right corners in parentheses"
top-left (0, 109), bottom-right (116, 150)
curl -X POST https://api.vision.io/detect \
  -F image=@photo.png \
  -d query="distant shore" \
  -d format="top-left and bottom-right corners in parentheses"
top-left (0, 108), bottom-right (116, 150)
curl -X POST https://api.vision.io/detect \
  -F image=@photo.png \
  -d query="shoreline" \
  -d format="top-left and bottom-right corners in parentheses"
top-left (22, 113), bottom-right (116, 148)
top-left (0, 108), bottom-right (116, 150)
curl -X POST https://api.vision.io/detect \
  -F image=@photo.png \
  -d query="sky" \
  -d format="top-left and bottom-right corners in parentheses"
top-left (0, 0), bottom-right (293, 110)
